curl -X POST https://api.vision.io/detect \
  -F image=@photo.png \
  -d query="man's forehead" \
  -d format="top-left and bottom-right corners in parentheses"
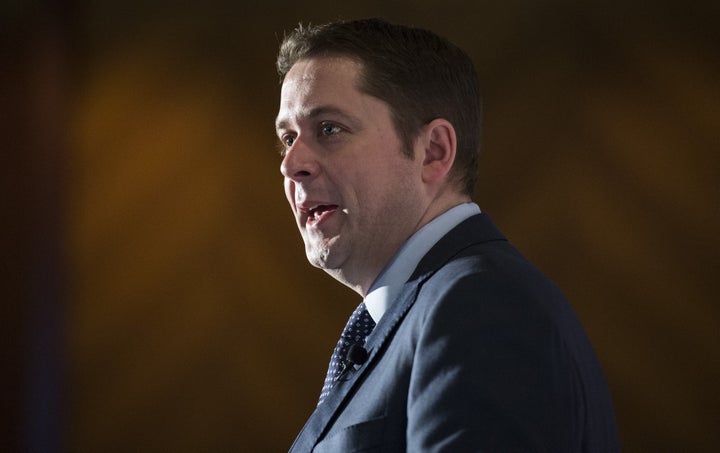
top-left (284, 56), bottom-right (362, 87)
top-left (276, 57), bottom-right (365, 129)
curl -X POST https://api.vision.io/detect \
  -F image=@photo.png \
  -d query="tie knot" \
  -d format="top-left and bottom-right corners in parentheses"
top-left (342, 302), bottom-right (376, 344)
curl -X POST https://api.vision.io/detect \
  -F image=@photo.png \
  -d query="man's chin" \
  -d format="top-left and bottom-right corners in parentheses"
top-left (306, 245), bottom-right (333, 269)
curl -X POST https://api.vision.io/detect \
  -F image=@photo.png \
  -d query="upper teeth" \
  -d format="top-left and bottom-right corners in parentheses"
top-left (309, 206), bottom-right (324, 219)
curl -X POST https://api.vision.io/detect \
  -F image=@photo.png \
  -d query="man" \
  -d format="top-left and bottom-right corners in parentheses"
top-left (275, 18), bottom-right (619, 452)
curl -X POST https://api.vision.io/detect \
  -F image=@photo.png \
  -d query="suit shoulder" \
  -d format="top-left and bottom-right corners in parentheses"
top-left (421, 240), bottom-right (567, 307)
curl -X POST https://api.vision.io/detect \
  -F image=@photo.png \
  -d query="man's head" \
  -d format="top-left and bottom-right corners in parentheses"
top-left (277, 18), bottom-right (482, 196)
top-left (275, 19), bottom-right (480, 294)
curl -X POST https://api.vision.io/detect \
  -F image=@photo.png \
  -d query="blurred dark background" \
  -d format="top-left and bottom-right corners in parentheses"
top-left (2, 0), bottom-right (718, 451)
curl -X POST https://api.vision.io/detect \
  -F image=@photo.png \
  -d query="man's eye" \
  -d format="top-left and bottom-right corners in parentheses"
top-left (320, 123), bottom-right (342, 136)
top-left (277, 135), bottom-right (294, 157)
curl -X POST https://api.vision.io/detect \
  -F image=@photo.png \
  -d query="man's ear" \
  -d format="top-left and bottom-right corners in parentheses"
top-left (419, 118), bottom-right (457, 185)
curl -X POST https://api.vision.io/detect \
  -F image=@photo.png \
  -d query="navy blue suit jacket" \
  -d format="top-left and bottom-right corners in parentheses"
top-left (290, 214), bottom-right (619, 452)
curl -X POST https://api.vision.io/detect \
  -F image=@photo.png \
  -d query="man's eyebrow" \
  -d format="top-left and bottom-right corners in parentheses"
top-left (275, 105), bottom-right (360, 132)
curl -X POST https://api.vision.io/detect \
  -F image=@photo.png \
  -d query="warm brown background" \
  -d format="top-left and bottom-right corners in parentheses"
top-left (3, 0), bottom-right (719, 451)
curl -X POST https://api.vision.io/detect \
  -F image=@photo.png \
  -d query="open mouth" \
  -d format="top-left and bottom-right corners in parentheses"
top-left (307, 204), bottom-right (339, 225)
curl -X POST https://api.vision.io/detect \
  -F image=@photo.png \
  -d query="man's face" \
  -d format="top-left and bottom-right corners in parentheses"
top-left (276, 56), bottom-right (426, 294)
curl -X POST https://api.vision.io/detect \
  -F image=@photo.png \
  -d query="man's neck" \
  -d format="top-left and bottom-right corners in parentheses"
top-left (326, 194), bottom-right (473, 296)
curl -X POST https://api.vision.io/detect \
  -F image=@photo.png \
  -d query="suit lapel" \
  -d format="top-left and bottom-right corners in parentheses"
top-left (409, 213), bottom-right (506, 281)
top-left (289, 214), bottom-right (506, 452)
top-left (289, 280), bottom-right (422, 452)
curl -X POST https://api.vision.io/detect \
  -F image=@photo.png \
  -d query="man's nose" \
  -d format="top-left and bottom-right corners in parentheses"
top-left (280, 137), bottom-right (319, 181)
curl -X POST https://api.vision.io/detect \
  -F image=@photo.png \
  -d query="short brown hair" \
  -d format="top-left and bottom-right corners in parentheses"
top-left (277, 18), bottom-right (482, 196)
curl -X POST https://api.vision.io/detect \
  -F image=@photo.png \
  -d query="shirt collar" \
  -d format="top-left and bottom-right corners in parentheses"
top-left (364, 202), bottom-right (481, 323)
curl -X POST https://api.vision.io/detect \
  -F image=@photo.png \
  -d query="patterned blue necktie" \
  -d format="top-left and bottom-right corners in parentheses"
top-left (318, 302), bottom-right (376, 404)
